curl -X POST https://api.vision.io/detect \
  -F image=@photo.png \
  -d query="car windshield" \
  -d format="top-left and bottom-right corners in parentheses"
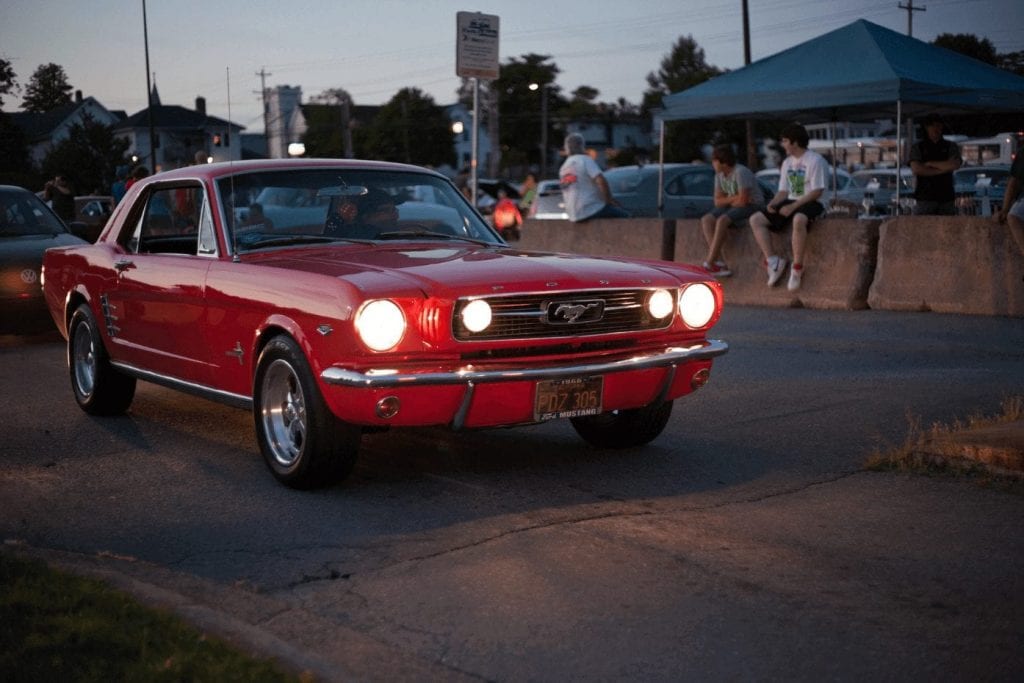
top-left (0, 188), bottom-right (69, 237)
top-left (217, 169), bottom-right (501, 252)
top-left (604, 167), bottom-right (648, 194)
top-left (955, 168), bottom-right (1009, 186)
top-left (850, 172), bottom-right (911, 190)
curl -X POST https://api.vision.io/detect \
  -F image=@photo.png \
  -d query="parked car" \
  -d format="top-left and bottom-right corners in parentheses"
top-left (73, 195), bottom-right (114, 242)
top-left (603, 164), bottom-right (776, 219)
top-left (841, 168), bottom-right (916, 215)
top-left (756, 166), bottom-right (852, 203)
top-left (527, 179), bottom-right (567, 220)
top-left (604, 164), bottom-right (716, 218)
top-left (1, 185), bottom-right (88, 333)
top-left (953, 165), bottom-right (1011, 215)
top-left (42, 159), bottom-right (729, 489)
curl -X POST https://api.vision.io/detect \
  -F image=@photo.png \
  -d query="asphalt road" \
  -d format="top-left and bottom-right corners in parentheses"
top-left (2, 306), bottom-right (1023, 681)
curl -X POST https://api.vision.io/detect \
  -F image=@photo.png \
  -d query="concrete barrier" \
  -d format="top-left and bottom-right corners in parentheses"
top-left (672, 217), bottom-right (879, 310)
top-left (868, 216), bottom-right (1024, 316)
top-left (518, 216), bottom-right (1023, 317)
top-left (519, 217), bottom-right (665, 260)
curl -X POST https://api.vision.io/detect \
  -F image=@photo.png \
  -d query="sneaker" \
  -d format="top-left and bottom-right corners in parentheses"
top-left (788, 264), bottom-right (803, 291)
top-left (702, 260), bottom-right (732, 278)
top-left (766, 255), bottom-right (788, 287)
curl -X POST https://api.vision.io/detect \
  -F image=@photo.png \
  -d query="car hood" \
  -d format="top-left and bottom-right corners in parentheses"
top-left (245, 243), bottom-right (703, 297)
top-left (1, 232), bottom-right (87, 262)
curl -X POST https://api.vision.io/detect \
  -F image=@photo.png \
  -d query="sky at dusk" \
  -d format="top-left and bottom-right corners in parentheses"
top-left (2, 0), bottom-right (1022, 134)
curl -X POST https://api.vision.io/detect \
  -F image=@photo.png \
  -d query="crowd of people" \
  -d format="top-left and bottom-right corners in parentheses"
top-left (545, 121), bottom-right (1023, 292)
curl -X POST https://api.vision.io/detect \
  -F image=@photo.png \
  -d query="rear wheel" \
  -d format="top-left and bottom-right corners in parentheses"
top-left (68, 303), bottom-right (136, 415)
top-left (570, 400), bottom-right (673, 449)
top-left (254, 335), bottom-right (360, 489)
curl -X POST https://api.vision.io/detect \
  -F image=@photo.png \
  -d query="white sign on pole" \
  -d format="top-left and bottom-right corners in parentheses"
top-left (456, 12), bottom-right (499, 80)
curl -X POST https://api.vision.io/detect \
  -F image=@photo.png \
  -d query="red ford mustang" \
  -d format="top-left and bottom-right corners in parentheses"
top-left (42, 159), bottom-right (728, 488)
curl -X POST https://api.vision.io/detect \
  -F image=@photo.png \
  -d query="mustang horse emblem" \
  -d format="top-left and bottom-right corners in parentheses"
top-left (550, 301), bottom-right (603, 324)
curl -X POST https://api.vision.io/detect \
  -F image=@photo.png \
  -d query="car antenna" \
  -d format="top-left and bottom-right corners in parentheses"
top-left (226, 66), bottom-right (240, 262)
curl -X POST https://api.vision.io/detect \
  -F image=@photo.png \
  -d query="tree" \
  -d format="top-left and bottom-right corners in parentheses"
top-left (932, 33), bottom-right (998, 65)
top-left (303, 88), bottom-right (355, 158)
top-left (931, 33), bottom-right (1022, 136)
top-left (999, 50), bottom-right (1024, 76)
top-left (642, 35), bottom-right (721, 112)
top-left (484, 54), bottom-right (563, 175)
top-left (360, 88), bottom-right (454, 168)
top-left (22, 63), bottom-right (73, 113)
top-left (0, 57), bottom-right (18, 108)
top-left (41, 113), bottom-right (130, 195)
top-left (642, 36), bottom-right (724, 163)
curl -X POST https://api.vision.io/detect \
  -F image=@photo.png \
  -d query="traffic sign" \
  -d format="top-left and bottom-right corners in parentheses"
top-left (456, 12), bottom-right (499, 80)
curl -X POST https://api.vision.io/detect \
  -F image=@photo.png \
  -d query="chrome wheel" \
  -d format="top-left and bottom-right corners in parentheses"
top-left (253, 335), bottom-right (360, 488)
top-left (67, 303), bottom-right (135, 415)
top-left (259, 358), bottom-right (308, 468)
top-left (72, 318), bottom-right (97, 399)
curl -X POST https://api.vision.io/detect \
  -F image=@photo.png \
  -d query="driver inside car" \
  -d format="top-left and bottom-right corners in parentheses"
top-left (324, 188), bottom-right (402, 238)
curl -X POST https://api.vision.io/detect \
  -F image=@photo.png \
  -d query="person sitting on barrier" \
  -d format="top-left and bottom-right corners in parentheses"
top-left (909, 113), bottom-right (962, 216)
top-left (995, 148), bottom-right (1024, 263)
top-left (700, 144), bottom-right (764, 278)
top-left (749, 123), bottom-right (826, 291)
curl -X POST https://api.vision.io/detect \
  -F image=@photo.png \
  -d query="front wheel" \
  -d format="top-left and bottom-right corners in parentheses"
top-left (68, 303), bottom-right (136, 415)
top-left (570, 400), bottom-right (673, 449)
top-left (253, 336), bottom-right (360, 489)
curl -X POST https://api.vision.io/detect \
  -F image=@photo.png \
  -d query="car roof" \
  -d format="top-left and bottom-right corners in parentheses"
top-left (143, 158), bottom-right (448, 184)
top-left (605, 163), bottom-right (706, 176)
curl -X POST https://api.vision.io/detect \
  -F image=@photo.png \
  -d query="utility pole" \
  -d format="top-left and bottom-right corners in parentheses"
top-left (897, 1), bottom-right (925, 167)
top-left (255, 67), bottom-right (271, 153)
top-left (897, 0), bottom-right (925, 37)
top-left (142, 0), bottom-right (156, 172)
top-left (742, 0), bottom-right (756, 169)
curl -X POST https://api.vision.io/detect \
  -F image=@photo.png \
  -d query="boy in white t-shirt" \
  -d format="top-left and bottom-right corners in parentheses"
top-left (749, 123), bottom-right (827, 291)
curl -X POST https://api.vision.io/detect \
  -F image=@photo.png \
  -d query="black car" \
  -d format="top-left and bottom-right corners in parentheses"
top-left (1, 185), bottom-right (88, 333)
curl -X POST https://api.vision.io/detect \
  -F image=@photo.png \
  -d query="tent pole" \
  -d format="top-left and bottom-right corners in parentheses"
top-left (895, 99), bottom-right (902, 213)
top-left (657, 118), bottom-right (665, 218)
top-left (831, 117), bottom-right (839, 211)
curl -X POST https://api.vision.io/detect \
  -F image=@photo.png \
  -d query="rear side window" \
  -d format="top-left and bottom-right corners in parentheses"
top-left (668, 170), bottom-right (714, 197)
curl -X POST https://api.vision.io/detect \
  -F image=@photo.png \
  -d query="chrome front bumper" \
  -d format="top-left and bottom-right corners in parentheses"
top-left (320, 339), bottom-right (729, 388)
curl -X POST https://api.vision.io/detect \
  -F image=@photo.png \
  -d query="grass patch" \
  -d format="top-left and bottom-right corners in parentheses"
top-left (0, 552), bottom-right (301, 682)
top-left (865, 396), bottom-right (1024, 492)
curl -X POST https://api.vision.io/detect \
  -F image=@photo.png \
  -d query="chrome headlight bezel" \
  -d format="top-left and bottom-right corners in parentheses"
top-left (460, 299), bottom-right (493, 333)
top-left (678, 283), bottom-right (717, 329)
top-left (355, 299), bottom-right (406, 351)
top-left (647, 288), bottom-right (675, 320)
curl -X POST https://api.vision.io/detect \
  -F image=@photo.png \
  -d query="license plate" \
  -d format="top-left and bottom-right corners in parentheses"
top-left (534, 376), bottom-right (603, 421)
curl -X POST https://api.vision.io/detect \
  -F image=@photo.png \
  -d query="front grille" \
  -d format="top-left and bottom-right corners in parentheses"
top-left (453, 288), bottom-right (674, 341)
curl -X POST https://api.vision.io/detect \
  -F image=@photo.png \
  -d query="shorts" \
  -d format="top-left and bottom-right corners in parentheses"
top-left (760, 200), bottom-right (824, 232)
top-left (707, 205), bottom-right (761, 225)
top-left (1009, 198), bottom-right (1024, 221)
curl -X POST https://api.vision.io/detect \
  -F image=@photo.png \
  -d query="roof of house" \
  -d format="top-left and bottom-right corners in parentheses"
top-left (114, 104), bottom-right (242, 132)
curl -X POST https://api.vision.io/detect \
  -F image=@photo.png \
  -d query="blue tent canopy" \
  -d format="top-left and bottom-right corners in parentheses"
top-left (660, 19), bottom-right (1024, 122)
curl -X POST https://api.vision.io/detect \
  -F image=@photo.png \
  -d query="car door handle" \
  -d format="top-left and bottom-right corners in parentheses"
top-left (114, 258), bottom-right (135, 273)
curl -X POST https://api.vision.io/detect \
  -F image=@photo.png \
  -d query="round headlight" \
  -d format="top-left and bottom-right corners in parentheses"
top-left (647, 288), bottom-right (674, 320)
top-left (678, 283), bottom-right (716, 328)
top-left (355, 299), bottom-right (406, 351)
top-left (461, 299), bottom-right (492, 333)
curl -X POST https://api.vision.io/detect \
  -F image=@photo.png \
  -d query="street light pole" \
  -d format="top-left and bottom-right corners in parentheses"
top-left (530, 82), bottom-right (550, 177)
top-left (540, 86), bottom-right (548, 177)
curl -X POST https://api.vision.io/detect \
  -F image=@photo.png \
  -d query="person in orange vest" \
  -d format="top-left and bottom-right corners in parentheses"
top-left (492, 188), bottom-right (522, 241)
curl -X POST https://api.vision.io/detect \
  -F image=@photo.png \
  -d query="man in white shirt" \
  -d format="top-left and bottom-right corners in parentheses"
top-left (558, 133), bottom-right (628, 222)
top-left (749, 123), bottom-right (827, 291)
